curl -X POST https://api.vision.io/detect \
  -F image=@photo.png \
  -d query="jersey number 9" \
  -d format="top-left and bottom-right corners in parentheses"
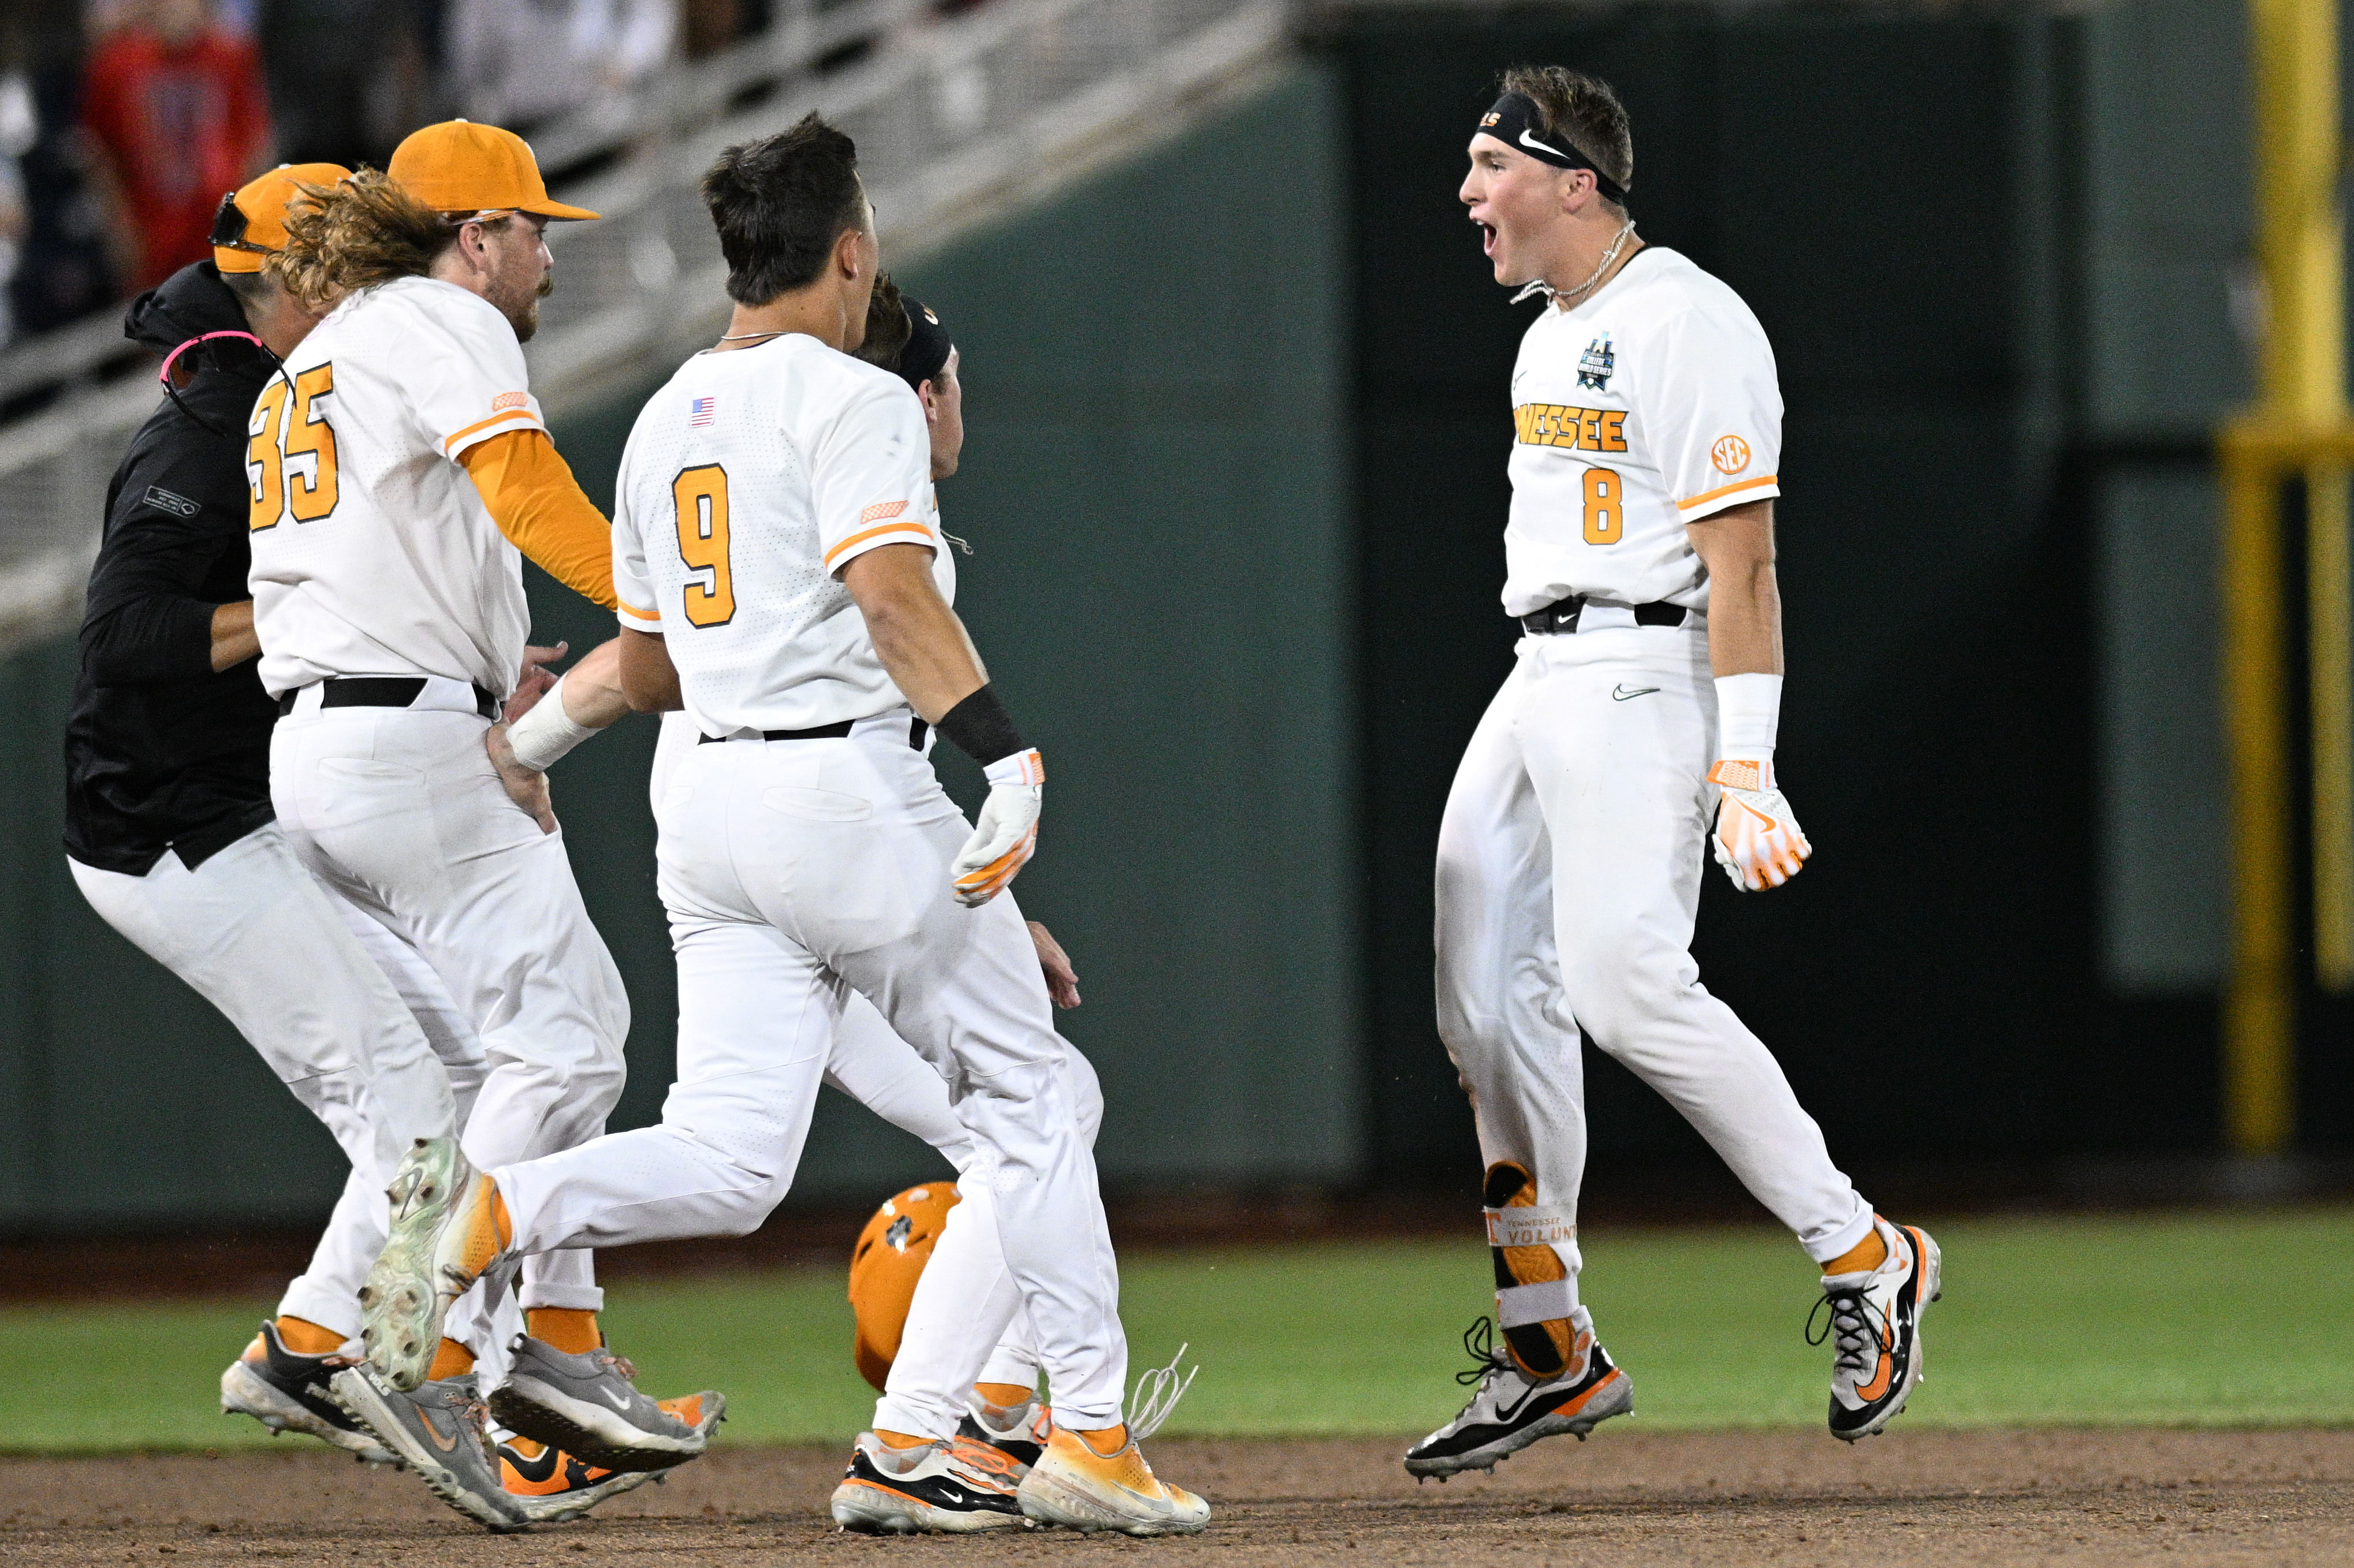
top-left (1582, 466), bottom-right (1622, 546)
top-left (248, 366), bottom-right (340, 530)
top-left (673, 465), bottom-right (736, 628)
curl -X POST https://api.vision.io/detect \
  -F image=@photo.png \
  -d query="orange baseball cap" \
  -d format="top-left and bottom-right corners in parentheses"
top-left (387, 120), bottom-right (599, 221)
top-left (212, 162), bottom-right (351, 273)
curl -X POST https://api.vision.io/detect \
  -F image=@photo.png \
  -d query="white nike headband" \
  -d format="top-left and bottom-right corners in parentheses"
top-left (1477, 93), bottom-right (1630, 208)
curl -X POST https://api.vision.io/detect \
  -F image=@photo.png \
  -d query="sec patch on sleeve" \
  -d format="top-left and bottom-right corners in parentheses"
top-left (142, 486), bottom-right (202, 517)
top-left (1711, 435), bottom-right (1752, 475)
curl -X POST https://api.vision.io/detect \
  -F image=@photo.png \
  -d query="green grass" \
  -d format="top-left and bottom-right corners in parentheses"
top-left (6, 1208), bottom-right (2352, 1452)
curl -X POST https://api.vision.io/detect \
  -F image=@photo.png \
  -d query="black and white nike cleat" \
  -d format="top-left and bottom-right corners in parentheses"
top-left (1816, 1216), bottom-right (1941, 1441)
top-left (1402, 1312), bottom-right (1633, 1479)
top-left (219, 1320), bottom-right (397, 1465)
top-left (830, 1431), bottom-right (1029, 1533)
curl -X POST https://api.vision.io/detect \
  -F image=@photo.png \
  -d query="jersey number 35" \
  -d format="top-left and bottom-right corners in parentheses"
top-left (248, 366), bottom-right (340, 530)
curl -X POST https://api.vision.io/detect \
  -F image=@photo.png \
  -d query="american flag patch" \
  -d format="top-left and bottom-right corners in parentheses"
top-left (688, 396), bottom-right (717, 427)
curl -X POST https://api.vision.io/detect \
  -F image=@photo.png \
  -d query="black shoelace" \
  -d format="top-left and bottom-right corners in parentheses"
top-left (1452, 1316), bottom-right (1511, 1387)
top-left (1806, 1286), bottom-right (1890, 1379)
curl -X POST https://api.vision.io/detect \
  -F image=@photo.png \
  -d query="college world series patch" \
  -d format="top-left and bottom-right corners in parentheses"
top-left (1577, 334), bottom-right (1615, 391)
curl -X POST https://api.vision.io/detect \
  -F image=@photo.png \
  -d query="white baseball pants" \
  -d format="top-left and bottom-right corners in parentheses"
top-left (272, 692), bottom-right (630, 1313)
top-left (863, 1015), bottom-right (1104, 1438)
top-left (655, 707), bottom-right (1105, 1425)
top-left (498, 716), bottom-right (1128, 1427)
top-left (66, 823), bottom-right (468, 1339)
top-left (1435, 626), bottom-right (1873, 1283)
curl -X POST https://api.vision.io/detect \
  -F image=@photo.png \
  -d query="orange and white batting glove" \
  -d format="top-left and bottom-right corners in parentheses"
top-left (1708, 757), bottom-right (1811, 891)
top-left (952, 748), bottom-right (1044, 906)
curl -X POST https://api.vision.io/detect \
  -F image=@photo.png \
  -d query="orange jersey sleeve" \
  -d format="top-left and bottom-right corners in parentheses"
top-left (460, 429), bottom-right (617, 610)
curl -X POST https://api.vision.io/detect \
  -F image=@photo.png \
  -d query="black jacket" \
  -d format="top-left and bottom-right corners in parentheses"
top-left (64, 263), bottom-right (281, 874)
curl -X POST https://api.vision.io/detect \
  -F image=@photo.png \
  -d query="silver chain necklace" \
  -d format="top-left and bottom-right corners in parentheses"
top-left (1512, 221), bottom-right (1637, 308)
top-left (716, 329), bottom-right (786, 344)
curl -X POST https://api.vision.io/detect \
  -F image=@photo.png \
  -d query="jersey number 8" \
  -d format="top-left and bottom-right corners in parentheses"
top-left (248, 365), bottom-right (340, 530)
top-left (1582, 466), bottom-right (1622, 545)
top-left (673, 465), bottom-right (736, 627)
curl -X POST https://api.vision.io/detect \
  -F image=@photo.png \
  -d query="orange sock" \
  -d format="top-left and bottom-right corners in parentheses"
top-left (874, 1428), bottom-right (931, 1450)
top-left (1823, 1226), bottom-right (1889, 1277)
top-left (426, 1338), bottom-right (476, 1381)
top-left (1073, 1423), bottom-right (1129, 1457)
top-left (974, 1382), bottom-right (1034, 1412)
top-left (274, 1316), bottom-right (344, 1356)
top-left (527, 1308), bottom-right (600, 1355)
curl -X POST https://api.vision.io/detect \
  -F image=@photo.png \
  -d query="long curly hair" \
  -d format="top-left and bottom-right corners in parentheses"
top-left (272, 167), bottom-right (459, 307)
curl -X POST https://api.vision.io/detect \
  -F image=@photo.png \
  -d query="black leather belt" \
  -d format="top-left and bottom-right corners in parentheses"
top-left (275, 676), bottom-right (498, 718)
top-left (1519, 596), bottom-right (1695, 636)
top-left (701, 717), bottom-right (930, 750)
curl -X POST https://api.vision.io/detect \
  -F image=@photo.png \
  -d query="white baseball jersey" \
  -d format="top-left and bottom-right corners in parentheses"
top-left (1502, 246), bottom-right (1781, 618)
top-left (248, 276), bottom-right (549, 698)
top-left (611, 333), bottom-right (947, 736)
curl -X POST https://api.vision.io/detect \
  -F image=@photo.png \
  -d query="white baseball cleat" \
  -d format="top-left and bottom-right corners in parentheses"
top-left (830, 1431), bottom-right (1029, 1533)
top-left (1817, 1216), bottom-right (1941, 1441)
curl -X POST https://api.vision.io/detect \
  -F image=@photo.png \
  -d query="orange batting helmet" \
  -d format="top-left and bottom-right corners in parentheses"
top-left (848, 1181), bottom-right (961, 1391)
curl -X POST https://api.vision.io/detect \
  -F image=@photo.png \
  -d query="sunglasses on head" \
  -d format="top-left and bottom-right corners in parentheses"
top-left (208, 192), bottom-right (273, 256)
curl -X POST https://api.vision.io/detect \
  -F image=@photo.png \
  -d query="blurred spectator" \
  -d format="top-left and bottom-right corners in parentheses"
top-left (8, 5), bottom-right (117, 337)
top-left (81, 0), bottom-right (271, 292)
top-left (258, 0), bottom-right (446, 169)
top-left (446, 0), bottom-right (675, 136)
top-left (0, 66), bottom-right (34, 348)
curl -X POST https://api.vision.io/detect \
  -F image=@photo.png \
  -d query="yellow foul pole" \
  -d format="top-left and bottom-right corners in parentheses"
top-left (2226, 0), bottom-right (2346, 1151)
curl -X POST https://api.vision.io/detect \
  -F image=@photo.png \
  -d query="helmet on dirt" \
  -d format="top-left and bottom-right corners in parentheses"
top-left (847, 1181), bottom-right (962, 1391)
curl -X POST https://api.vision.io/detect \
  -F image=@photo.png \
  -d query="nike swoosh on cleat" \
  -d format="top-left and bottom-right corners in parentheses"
top-left (422, 1412), bottom-right (461, 1453)
top-left (1611, 685), bottom-right (1660, 701)
top-left (599, 1385), bottom-right (635, 1412)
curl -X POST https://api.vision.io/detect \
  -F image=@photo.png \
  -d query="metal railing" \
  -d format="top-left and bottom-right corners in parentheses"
top-left (0, 0), bottom-right (1290, 655)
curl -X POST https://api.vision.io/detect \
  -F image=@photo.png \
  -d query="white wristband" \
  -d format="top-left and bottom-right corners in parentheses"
top-left (1714, 672), bottom-right (1783, 758)
top-left (505, 672), bottom-right (599, 772)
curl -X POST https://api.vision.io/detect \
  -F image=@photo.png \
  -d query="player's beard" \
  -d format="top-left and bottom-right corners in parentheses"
top-left (493, 272), bottom-right (555, 344)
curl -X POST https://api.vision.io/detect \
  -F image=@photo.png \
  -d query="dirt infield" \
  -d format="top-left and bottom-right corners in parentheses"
top-left (6, 1430), bottom-right (2351, 1566)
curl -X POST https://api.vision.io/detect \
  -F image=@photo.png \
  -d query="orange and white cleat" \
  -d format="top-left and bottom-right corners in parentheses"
top-left (1815, 1216), bottom-right (1941, 1440)
top-left (1014, 1349), bottom-right (1206, 1536)
top-left (358, 1137), bottom-right (512, 1392)
top-left (1016, 1425), bottom-right (1208, 1536)
top-left (495, 1429), bottom-right (656, 1524)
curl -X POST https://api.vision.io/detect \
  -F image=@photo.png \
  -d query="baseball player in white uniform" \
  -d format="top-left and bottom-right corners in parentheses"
top-left (496, 284), bottom-right (1118, 1516)
top-left (251, 122), bottom-right (719, 1530)
top-left (1403, 69), bottom-right (1940, 1480)
top-left (352, 114), bottom-right (1206, 1538)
